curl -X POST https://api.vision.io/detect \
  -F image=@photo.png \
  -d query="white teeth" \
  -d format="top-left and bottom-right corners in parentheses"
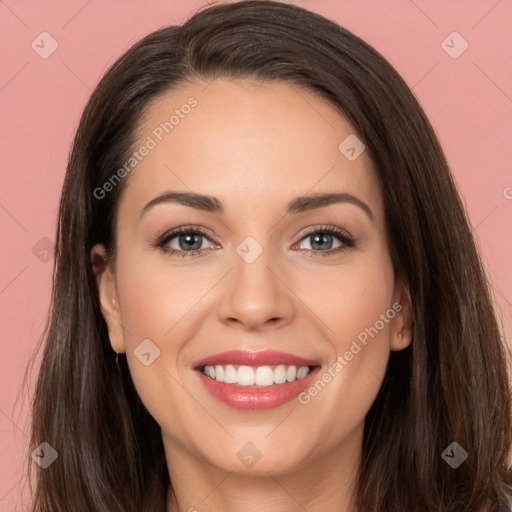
top-left (286, 365), bottom-right (297, 382)
top-left (273, 364), bottom-right (287, 384)
top-left (224, 364), bottom-right (237, 384)
top-left (201, 364), bottom-right (312, 387)
top-left (255, 366), bottom-right (274, 386)
top-left (296, 367), bottom-right (309, 380)
top-left (215, 365), bottom-right (224, 383)
top-left (237, 365), bottom-right (255, 385)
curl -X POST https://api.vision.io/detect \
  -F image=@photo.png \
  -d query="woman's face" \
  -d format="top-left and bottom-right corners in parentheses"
top-left (93, 78), bottom-right (411, 477)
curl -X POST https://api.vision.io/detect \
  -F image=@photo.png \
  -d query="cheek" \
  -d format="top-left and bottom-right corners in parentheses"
top-left (301, 250), bottom-right (395, 412)
top-left (115, 253), bottom-right (214, 341)
top-left (113, 256), bottom-right (209, 441)
top-left (307, 249), bottom-right (395, 350)
top-left (112, 251), bottom-right (230, 411)
top-left (335, 271), bottom-right (394, 350)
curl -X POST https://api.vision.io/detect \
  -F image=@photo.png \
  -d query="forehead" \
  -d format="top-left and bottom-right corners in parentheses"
top-left (119, 78), bottom-right (382, 222)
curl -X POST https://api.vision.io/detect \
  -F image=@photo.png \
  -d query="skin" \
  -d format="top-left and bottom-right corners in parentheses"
top-left (92, 78), bottom-right (412, 512)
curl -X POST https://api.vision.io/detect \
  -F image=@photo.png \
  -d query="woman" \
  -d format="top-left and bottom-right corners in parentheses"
top-left (24, 1), bottom-right (512, 510)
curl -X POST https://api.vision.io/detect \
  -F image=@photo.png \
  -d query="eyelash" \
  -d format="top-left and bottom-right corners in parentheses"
top-left (155, 224), bottom-right (355, 259)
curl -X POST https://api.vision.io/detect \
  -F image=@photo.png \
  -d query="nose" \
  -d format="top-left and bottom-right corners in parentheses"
top-left (216, 242), bottom-right (296, 331)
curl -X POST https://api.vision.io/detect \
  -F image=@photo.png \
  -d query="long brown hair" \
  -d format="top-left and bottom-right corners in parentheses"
top-left (21, 1), bottom-right (512, 510)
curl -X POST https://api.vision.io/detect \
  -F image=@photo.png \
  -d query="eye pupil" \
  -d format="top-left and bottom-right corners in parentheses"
top-left (180, 233), bottom-right (202, 250)
top-left (311, 233), bottom-right (333, 250)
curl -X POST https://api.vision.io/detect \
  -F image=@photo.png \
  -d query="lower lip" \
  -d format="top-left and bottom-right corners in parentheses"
top-left (196, 367), bottom-right (320, 411)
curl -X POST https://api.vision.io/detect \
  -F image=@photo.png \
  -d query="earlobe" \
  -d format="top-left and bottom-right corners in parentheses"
top-left (91, 244), bottom-right (126, 354)
top-left (390, 279), bottom-right (413, 351)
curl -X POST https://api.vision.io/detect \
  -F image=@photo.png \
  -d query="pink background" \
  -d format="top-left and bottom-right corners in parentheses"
top-left (1, 0), bottom-right (511, 509)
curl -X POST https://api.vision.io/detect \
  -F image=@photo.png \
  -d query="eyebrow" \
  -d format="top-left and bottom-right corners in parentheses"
top-left (140, 191), bottom-right (374, 222)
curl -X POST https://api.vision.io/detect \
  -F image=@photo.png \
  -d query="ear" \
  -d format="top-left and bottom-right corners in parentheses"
top-left (389, 278), bottom-right (413, 351)
top-left (91, 244), bottom-right (126, 354)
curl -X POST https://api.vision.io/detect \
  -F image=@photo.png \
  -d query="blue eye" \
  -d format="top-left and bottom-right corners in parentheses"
top-left (294, 226), bottom-right (355, 255)
top-left (155, 225), bottom-right (355, 258)
top-left (156, 226), bottom-right (214, 258)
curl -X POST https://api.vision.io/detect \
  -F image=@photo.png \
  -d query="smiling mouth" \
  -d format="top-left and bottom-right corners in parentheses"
top-left (197, 364), bottom-right (319, 388)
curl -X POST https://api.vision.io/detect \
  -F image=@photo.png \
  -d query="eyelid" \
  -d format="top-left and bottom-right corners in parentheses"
top-left (156, 225), bottom-right (218, 249)
top-left (294, 224), bottom-right (354, 244)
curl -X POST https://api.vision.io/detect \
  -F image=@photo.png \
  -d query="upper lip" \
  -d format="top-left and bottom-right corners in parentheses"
top-left (192, 350), bottom-right (320, 369)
